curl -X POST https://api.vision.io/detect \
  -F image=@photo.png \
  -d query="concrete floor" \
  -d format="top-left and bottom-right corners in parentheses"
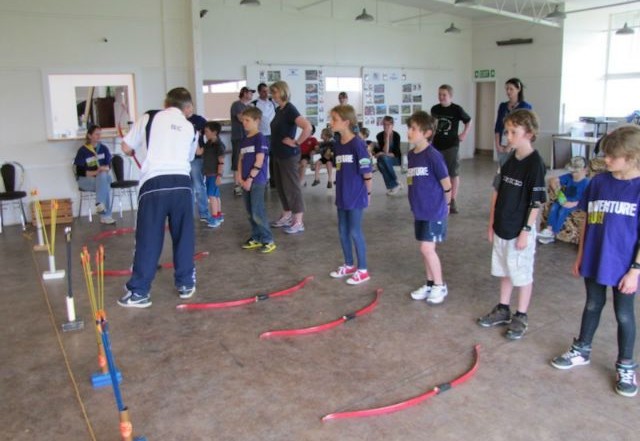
top-left (2, 156), bottom-right (639, 441)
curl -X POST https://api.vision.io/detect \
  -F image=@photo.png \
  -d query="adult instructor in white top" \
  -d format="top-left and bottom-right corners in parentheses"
top-left (117, 87), bottom-right (198, 309)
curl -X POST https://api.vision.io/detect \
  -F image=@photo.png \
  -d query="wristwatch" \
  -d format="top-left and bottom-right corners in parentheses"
top-left (630, 262), bottom-right (640, 270)
top-left (521, 225), bottom-right (532, 232)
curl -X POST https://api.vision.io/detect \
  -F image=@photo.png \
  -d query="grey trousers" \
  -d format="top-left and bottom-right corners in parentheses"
top-left (273, 154), bottom-right (304, 214)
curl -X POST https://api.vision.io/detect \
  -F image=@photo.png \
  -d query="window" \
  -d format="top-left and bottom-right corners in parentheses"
top-left (202, 80), bottom-right (247, 121)
top-left (604, 11), bottom-right (640, 117)
top-left (325, 77), bottom-right (362, 92)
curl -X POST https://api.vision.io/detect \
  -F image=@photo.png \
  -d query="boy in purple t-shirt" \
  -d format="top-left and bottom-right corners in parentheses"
top-left (236, 107), bottom-right (275, 254)
top-left (328, 105), bottom-right (373, 285)
top-left (406, 111), bottom-right (451, 305)
top-left (552, 125), bottom-right (640, 398)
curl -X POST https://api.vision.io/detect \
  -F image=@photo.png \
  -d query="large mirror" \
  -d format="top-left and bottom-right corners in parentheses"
top-left (45, 73), bottom-right (136, 140)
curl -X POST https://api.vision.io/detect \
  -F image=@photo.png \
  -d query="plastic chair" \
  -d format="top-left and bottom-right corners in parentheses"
top-left (73, 163), bottom-right (97, 222)
top-left (110, 154), bottom-right (138, 218)
top-left (0, 162), bottom-right (28, 233)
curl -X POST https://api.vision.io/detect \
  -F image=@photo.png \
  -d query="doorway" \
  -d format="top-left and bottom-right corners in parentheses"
top-left (474, 81), bottom-right (496, 158)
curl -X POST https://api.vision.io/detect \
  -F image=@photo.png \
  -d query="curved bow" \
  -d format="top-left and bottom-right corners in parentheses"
top-left (176, 275), bottom-right (314, 311)
top-left (322, 344), bottom-right (480, 421)
top-left (260, 288), bottom-right (382, 339)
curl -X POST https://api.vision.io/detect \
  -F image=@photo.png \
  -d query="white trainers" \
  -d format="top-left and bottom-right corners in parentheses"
top-left (346, 270), bottom-right (370, 285)
top-left (100, 217), bottom-right (116, 225)
top-left (329, 265), bottom-right (356, 278)
top-left (410, 284), bottom-right (431, 300)
top-left (271, 215), bottom-right (293, 228)
top-left (95, 202), bottom-right (106, 214)
top-left (387, 184), bottom-right (402, 196)
top-left (537, 228), bottom-right (554, 239)
top-left (426, 284), bottom-right (448, 305)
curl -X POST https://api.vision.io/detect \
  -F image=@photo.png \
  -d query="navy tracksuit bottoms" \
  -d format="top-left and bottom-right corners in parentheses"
top-left (126, 175), bottom-right (195, 296)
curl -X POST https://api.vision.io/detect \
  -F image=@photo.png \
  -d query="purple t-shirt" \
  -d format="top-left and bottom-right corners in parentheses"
top-left (578, 172), bottom-right (640, 286)
top-left (407, 145), bottom-right (449, 221)
top-left (240, 133), bottom-right (269, 185)
top-left (335, 136), bottom-right (372, 210)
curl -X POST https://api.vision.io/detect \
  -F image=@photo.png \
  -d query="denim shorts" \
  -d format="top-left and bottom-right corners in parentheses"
top-left (414, 219), bottom-right (447, 242)
top-left (205, 175), bottom-right (220, 198)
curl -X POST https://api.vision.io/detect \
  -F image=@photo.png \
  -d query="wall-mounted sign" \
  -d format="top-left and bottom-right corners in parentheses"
top-left (474, 69), bottom-right (495, 79)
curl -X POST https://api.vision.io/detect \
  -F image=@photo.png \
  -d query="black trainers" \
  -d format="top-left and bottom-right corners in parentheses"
top-left (311, 179), bottom-right (320, 187)
top-left (177, 286), bottom-right (196, 299)
top-left (118, 291), bottom-right (151, 308)
top-left (477, 304), bottom-right (511, 327)
top-left (551, 339), bottom-right (591, 370)
top-left (505, 313), bottom-right (528, 340)
top-left (615, 362), bottom-right (638, 397)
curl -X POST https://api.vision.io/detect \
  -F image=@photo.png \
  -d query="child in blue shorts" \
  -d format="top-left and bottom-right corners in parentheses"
top-left (406, 111), bottom-right (451, 305)
top-left (203, 121), bottom-right (226, 228)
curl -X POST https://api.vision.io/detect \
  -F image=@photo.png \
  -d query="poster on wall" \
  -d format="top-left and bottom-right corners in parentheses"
top-left (362, 67), bottom-right (424, 140)
top-left (248, 64), bottom-right (326, 129)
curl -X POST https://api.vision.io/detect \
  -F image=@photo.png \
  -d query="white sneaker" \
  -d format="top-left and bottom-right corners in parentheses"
top-left (387, 184), bottom-right (402, 195)
top-left (95, 202), bottom-right (106, 214)
top-left (426, 284), bottom-right (448, 305)
top-left (537, 228), bottom-right (554, 239)
top-left (271, 215), bottom-right (293, 228)
top-left (100, 217), bottom-right (116, 225)
top-left (410, 284), bottom-right (431, 300)
top-left (538, 235), bottom-right (555, 244)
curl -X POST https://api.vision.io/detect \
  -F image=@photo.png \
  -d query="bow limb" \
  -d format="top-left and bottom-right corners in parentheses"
top-left (260, 289), bottom-right (382, 339)
top-left (176, 276), bottom-right (313, 311)
top-left (322, 345), bottom-right (480, 421)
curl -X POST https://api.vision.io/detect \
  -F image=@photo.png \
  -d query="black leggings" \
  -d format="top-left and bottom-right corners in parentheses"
top-left (578, 277), bottom-right (636, 361)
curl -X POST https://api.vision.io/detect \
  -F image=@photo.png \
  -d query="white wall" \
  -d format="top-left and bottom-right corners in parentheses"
top-left (0, 0), bottom-right (195, 224)
top-left (198, 0), bottom-right (475, 158)
top-left (471, 16), bottom-right (564, 165)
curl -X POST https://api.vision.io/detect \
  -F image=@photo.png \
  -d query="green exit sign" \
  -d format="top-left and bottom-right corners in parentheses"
top-left (475, 69), bottom-right (495, 79)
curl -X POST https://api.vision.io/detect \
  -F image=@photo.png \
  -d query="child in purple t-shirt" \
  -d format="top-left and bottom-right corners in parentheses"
top-left (406, 111), bottom-right (451, 305)
top-left (328, 105), bottom-right (373, 285)
top-left (237, 107), bottom-right (275, 254)
top-left (552, 125), bottom-right (640, 398)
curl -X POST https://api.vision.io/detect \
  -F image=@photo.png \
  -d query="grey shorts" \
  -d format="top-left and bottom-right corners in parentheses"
top-left (440, 147), bottom-right (460, 178)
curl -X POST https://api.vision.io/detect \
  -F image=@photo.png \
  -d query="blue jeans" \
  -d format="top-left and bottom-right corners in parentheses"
top-left (126, 175), bottom-right (195, 296)
top-left (77, 171), bottom-right (113, 217)
top-left (579, 277), bottom-right (636, 361)
top-left (243, 183), bottom-right (273, 244)
top-left (190, 157), bottom-right (209, 218)
top-left (546, 203), bottom-right (575, 234)
top-left (377, 155), bottom-right (400, 190)
top-left (337, 208), bottom-right (367, 269)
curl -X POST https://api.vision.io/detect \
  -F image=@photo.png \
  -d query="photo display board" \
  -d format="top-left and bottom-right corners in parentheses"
top-left (361, 67), bottom-right (424, 141)
top-left (247, 64), bottom-right (327, 128)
